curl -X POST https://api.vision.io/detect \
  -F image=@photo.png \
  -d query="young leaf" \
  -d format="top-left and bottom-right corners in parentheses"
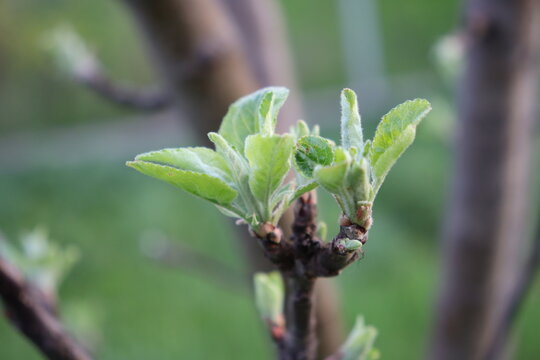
top-left (314, 162), bottom-right (348, 195)
top-left (254, 272), bottom-right (284, 326)
top-left (347, 158), bottom-right (372, 203)
top-left (218, 87), bottom-right (289, 152)
top-left (313, 147), bottom-right (350, 194)
top-left (341, 88), bottom-right (363, 150)
top-left (290, 181), bottom-right (318, 204)
top-left (208, 133), bottom-right (250, 182)
top-left (370, 99), bottom-right (431, 195)
top-left (244, 134), bottom-right (294, 210)
top-left (290, 119), bottom-right (310, 139)
top-left (135, 147), bottom-right (232, 184)
top-left (294, 135), bottom-right (335, 178)
top-left (127, 161), bottom-right (237, 206)
top-left (340, 316), bottom-right (378, 360)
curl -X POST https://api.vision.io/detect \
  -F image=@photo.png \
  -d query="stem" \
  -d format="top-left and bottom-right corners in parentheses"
top-left (285, 275), bottom-right (317, 360)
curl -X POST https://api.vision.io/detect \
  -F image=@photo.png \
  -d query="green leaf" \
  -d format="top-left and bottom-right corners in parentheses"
top-left (313, 147), bottom-right (350, 194)
top-left (341, 89), bottom-right (363, 150)
top-left (290, 120), bottom-right (310, 139)
top-left (370, 99), bottom-right (431, 196)
top-left (244, 134), bottom-right (295, 211)
top-left (294, 136), bottom-right (335, 178)
top-left (347, 158), bottom-right (371, 203)
top-left (135, 147), bottom-right (232, 184)
top-left (341, 316), bottom-right (378, 360)
top-left (127, 160), bottom-right (237, 206)
top-left (254, 271), bottom-right (284, 324)
top-left (290, 181), bottom-right (318, 204)
top-left (218, 87), bottom-right (289, 152)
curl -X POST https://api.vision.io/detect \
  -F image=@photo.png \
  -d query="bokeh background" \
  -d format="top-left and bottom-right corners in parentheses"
top-left (0, 1), bottom-right (538, 359)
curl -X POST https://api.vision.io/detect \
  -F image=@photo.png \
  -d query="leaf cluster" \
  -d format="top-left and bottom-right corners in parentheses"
top-left (127, 87), bottom-right (431, 233)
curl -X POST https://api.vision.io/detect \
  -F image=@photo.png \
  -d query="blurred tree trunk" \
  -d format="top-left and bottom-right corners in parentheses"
top-left (429, 1), bottom-right (539, 359)
top-left (121, 0), bottom-right (343, 357)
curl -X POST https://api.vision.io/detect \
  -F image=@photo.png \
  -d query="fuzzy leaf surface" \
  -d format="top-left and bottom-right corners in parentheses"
top-left (245, 134), bottom-right (294, 207)
top-left (218, 87), bottom-right (289, 152)
top-left (370, 99), bottom-right (431, 195)
top-left (127, 161), bottom-right (237, 206)
top-left (135, 147), bottom-right (232, 184)
top-left (341, 89), bottom-right (363, 150)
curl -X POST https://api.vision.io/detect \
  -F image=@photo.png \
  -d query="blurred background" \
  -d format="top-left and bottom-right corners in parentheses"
top-left (0, 0), bottom-right (538, 359)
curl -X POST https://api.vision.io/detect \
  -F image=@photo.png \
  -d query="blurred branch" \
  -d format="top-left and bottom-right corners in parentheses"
top-left (76, 72), bottom-right (171, 111)
top-left (483, 219), bottom-right (540, 359)
top-left (0, 257), bottom-right (91, 360)
top-left (429, 0), bottom-right (540, 358)
top-left (140, 236), bottom-right (247, 293)
top-left (46, 25), bottom-right (172, 112)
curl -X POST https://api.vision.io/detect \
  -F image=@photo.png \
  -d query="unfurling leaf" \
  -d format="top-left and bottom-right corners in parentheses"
top-left (370, 99), bottom-right (431, 196)
top-left (341, 89), bottom-right (363, 150)
top-left (219, 87), bottom-right (289, 152)
top-left (294, 135), bottom-right (335, 178)
top-left (244, 134), bottom-right (294, 209)
top-left (254, 271), bottom-right (284, 325)
top-left (127, 161), bottom-right (237, 206)
top-left (340, 316), bottom-right (378, 360)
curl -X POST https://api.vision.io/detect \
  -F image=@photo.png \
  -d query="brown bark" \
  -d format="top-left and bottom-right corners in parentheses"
top-left (0, 258), bottom-right (91, 360)
top-left (429, 1), bottom-right (539, 359)
top-left (121, 1), bottom-right (344, 358)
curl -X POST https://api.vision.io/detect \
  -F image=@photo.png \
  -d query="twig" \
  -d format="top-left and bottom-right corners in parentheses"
top-left (0, 257), bottom-right (92, 360)
top-left (255, 192), bottom-right (366, 360)
top-left (76, 70), bottom-right (172, 111)
top-left (483, 222), bottom-right (540, 359)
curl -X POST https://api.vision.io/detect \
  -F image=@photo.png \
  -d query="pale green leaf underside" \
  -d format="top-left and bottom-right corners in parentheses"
top-left (245, 134), bottom-right (294, 205)
top-left (314, 161), bottom-right (348, 195)
top-left (218, 87), bottom-right (289, 152)
top-left (135, 147), bottom-right (232, 184)
top-left (370, 99), bottom-right (431, 194)
top-left (127, 161), bottom-right (237, 206)
top-left (341, 89), bottom-right (363, 150)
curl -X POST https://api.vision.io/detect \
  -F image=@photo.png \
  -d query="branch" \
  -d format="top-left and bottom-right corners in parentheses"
top-left (256, 193), bottom-right (365, 360)
top-left (0, 257), bottom-right (92, 360)
top-left (76, 71), bottom-right (172, 111)
top-left (483, 223), bottom-right (540, 359)
top-left (48, 26), bottom-right (172, 112)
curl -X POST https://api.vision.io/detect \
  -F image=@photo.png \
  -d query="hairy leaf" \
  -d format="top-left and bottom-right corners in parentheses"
top-left (135, 147), bottom-right (232, 184)
top-left (294, 136), bottom-right (335, 178)
top-left (341, 89), bottom-right (363, 150)
top-left (370, 99), bottom-right (431, 195)
top-left (127, 161), bottom-right (237, 206)
top-left (218, 87), bottom-right (289, 152)
top-left (245, 134), bottom-right (294, 208)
